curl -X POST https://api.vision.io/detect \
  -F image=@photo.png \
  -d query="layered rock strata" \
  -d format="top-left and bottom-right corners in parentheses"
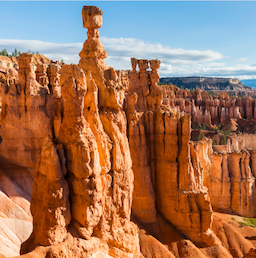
top-left (157, 84), bottom-right (256, 127)
top-left (22, 137), bottom-right (71, 251)
top-left (1, 5), bottom-right (256, 258)
top-left (19, 6), bottom-right (139, 258)
top-left (0, 53), bottom-right (53, 168)
top-left (126, 58), bottom-right (215, 245)
top-left (196, 138), bottom-right (256, 218)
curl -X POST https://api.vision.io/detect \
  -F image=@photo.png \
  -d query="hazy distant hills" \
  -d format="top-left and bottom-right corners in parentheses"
top-left (159, 77), bottom-right (256, 92)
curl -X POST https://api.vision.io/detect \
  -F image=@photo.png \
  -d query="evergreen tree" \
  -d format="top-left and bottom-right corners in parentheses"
top-left (1, 49), bottom-right (9, 56)
top-left (197, 132), bottom-right (205, 141)
top-left (221, 135), bottom-right (227, 145)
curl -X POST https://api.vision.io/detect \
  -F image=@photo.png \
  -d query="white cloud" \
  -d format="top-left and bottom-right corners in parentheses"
top-left (239, 57), bottom-right (247, 62)
top-left (0, 38), bottom-right (255, 79)
top-left (0, 39), bottom-right (82, 64)
top-left (159, 64), bottom-right (256, 80)
top-left (101, 37), bottom-right (223, 65)
top-left (0, 37), bottom-right (223, 66)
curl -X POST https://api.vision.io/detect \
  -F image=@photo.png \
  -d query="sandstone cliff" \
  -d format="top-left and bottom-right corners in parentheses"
top-left (1, 5), bottom-right (256, 258)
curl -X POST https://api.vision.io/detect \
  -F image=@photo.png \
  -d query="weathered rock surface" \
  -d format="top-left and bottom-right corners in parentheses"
top-left (0, 218), bottom-right (32, 257)
top-left (21, 6), bottom-right (139, 258)
top-left (156, 83), bottom-right (256, 128)
top-left (21, 137), bottom-right (71, 252)
top-left (126, 58), bottom-right (214, 245)
top-left (1, 4), bottom-right (256, 258)
top-left (196, 138), bottom-right (256, 218)
top-left (0, 53), bottom-right (53, 168)
top-left (0, 157), bottom-right (33, 257)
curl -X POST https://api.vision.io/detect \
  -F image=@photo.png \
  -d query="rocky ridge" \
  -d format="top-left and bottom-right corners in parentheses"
top-left (159, 77), bottom-right (256, 96)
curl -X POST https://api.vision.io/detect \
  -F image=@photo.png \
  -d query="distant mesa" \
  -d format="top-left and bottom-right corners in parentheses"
top-left (159, 76), bottom-right (256, 95)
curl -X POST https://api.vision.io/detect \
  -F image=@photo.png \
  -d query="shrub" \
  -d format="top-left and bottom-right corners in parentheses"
top-left (213, 124), bottom-right (221, 134)
top-left (221, 135), bottom-right (227, 145)
top-left (238, 217), bottom-right (256, 228)
top-left (197, 132), bottom-right (205, 141)
top-left (222, 129), bottom-right (231, 136)
top-left (197, 123), bottom-right (202, 130)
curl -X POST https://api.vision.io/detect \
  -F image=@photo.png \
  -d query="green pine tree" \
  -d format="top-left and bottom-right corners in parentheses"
top-left (197, 132), bottom-right (205, 141)
top-left (221, 135), bottom-right (227, 145)
top-left (2, 49), bottom-right (9, 56)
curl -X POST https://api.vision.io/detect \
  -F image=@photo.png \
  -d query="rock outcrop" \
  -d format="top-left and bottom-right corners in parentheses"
top-left (126, 58), bottom-right (215, 246)
top-left (1, 5), bottom-right (256, 258)
top-left (159, 76), bottom-right (256, 95)
top-left (156, 84), bottom-right (256, 128)
top-left (13, 6), bottom-right (139, 258)
top-left (21, 137), bottom-right (71, 251)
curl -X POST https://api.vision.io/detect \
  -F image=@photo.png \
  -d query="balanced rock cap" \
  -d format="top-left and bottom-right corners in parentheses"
top-left (82, 6), bottom-right (103, 29)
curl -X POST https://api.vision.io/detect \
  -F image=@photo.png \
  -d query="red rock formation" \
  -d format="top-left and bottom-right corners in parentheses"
top-left (1, 5), bottom-right (256, 258)
top-left (195, 138), bottom-right (256, 218)
top-left (128, 113), bottom-right (157, 223)
top-left (0, 53), bottom-right (53, 168)
top-left (22, 137), bottom-right (71, 252)
top-left (155, 83), bottom-right (256, 127)
top-left (126, 58), bottom-right (215, 246)
top-left (47, 63), bottom-right (61, 98)
top-left (0, 7), bottom-right (141, 256)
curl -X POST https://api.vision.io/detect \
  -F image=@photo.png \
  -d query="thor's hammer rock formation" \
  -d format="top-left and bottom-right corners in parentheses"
top-left (1, 5), bottom-right (256, 258)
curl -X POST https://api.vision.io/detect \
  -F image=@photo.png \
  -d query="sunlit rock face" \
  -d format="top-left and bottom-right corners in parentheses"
top-left (19, 5), bottom-right (140, 258)
top-left (126, 59), bottom-right (215, 246)
top-left (1, 5), bottom-right (256, 258)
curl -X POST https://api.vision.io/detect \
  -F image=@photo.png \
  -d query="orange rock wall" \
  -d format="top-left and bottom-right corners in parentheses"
top-left (160, 85), bottom-right (256, 126)
top-left (1, 5), bottom-right (256, 258)
top-left (196, 138), bottom-right (256, 218)
top-left (126, 59), bottom-right (215, 246)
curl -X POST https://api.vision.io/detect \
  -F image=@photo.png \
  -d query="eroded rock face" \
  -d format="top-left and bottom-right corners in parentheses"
top-left (125, 59), bottom-right (214, 246)
top-left (19, 6), bottom-right (140, 258)
top-left (0, 53), bottom-right (54, 168)
top-left (154, 83), bottom-right (256, 128)
top-left (22, 137), bottom-right (71, 252)
top-left (0, 8), bottom-right (140, 257)
top-left (2, 4), bottom-right (256, 258)
top-left (154, 111), bottom-right (214, 245)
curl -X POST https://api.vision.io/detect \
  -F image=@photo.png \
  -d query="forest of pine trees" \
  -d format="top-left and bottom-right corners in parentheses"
top-left (0, 49), bottom-right (39, 57)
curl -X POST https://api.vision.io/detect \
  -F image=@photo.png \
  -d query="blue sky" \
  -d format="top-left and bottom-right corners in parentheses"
top-left (1, 1), bottom-right (256, 79)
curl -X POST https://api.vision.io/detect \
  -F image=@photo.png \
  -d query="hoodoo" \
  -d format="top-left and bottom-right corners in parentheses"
top-left (1, 5), bottom-right (256, 258)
